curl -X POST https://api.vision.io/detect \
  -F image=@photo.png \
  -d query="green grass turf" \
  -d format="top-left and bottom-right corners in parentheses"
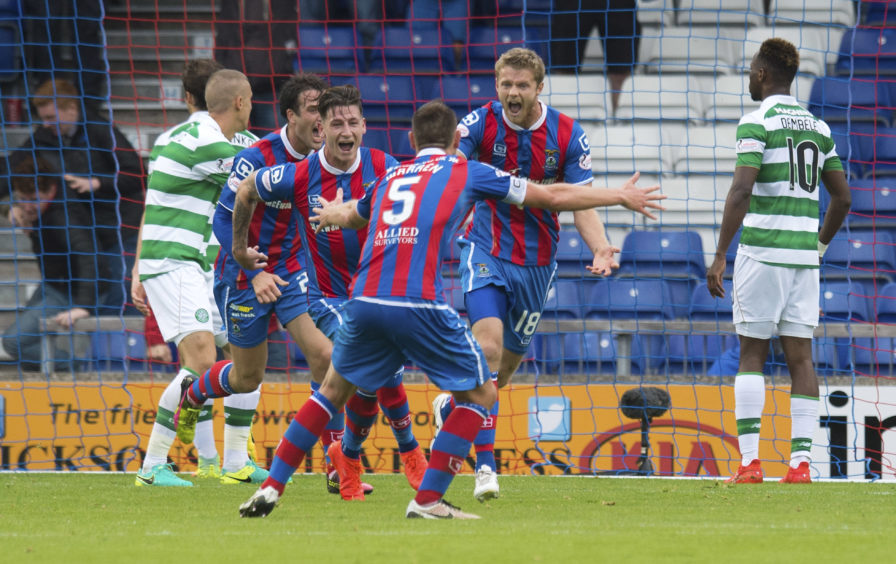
top-left (1, 473), bottom-right (895, 563)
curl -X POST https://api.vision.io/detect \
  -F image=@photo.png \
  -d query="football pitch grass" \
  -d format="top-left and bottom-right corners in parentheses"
top-left (2, 472), bottom-right (895, 563)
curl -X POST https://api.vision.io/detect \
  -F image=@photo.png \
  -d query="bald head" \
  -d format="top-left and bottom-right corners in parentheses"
top-left (205, 69), bottom-right (251, 114)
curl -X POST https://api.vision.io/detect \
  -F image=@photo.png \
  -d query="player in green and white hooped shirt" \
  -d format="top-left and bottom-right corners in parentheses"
top-left (133, 59), bottom-right (226, 484)
top-left (133, 69), bottom-right (261, 487)
top-left (707, 38), bottom-right (851, 484)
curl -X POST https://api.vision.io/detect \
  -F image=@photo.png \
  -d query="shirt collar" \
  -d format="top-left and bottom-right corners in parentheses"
top-left (502, 100), bottom-right (547, 132)
top-left (319, 147), bottom-right (361, 175)
top-left (416, 147), bottom-right (448, 157)
top-left (280, 126), bottom-right (309, 160)
top-left (759, 94), bottom-right (798, 113)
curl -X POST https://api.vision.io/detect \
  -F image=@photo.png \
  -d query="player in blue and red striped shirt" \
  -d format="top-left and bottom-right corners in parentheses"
top-left (435, 47), bottom-right (641, 500)
top-left (177, 74), bottom-right (334, 486)
top-left (204, 85), bottom-right (427, 498)
top-left (236, 100), bottom-right (663, 519)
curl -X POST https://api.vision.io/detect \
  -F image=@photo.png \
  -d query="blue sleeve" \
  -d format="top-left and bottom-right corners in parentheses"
top-left (212, 203), bottom-right (234, 258)
top-left (255, 162), bottom-right (297, 203)
top-left (562, 121), bottom-right (594, 185)
top-left (220, 148), bottom-right (262, 211)
top-left (468, 161), bottom-right (520, 202)
top-left (356, 181), bottom-right (375, 220)
top-left (457, 108), bottom-right (486, 158)
top-left (384, 153), bottom-right (400, 169)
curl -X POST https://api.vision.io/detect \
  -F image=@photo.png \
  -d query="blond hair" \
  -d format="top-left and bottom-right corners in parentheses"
top-left (495, 47), bottom-right (546, 85)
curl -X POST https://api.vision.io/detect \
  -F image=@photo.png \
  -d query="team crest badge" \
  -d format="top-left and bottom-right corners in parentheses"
top-left (476, 263), bottom-right (492, 278)
top-left (195, 308), bottom-right (209, 323)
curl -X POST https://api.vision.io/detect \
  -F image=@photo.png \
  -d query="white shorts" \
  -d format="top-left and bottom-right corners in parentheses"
top-left (143, 263), bottom-right (227, 347)
top-left (731, 254), bottom-right (818, 340)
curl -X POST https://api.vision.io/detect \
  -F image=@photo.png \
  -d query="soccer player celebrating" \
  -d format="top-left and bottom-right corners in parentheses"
top-left (205, 73), bottom-right (340, 487)
top-left (132, 69), bottom-right (260, 487)
top-left (236, 100), bottom-right (663, 519)
top-left (707, 38), bottom-right (850, 484)
top-left (431, 47), bottom-right (630, 501)
top-left (187, 85), bottom-right (428, 498)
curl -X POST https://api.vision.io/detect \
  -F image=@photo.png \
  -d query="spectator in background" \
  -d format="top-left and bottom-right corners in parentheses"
top-left (0, 157), bottom-right (98, 371)
top-left (549, 0), bottom-right (641, 114)
top-left (7, 79), bottom-right (144, 315)
top-left (216, 0), bottom-right (301, 134)
top-left (299, 0), bottom-right (383, 52)
top-left (410, 0), bottom-right (469, 68)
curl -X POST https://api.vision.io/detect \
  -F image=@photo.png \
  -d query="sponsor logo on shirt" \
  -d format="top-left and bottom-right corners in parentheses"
top-left (374, 226), bottom-right (420, 246)
top-left (578, 153), bottom-right (592, 171)
top-left (544, 149), bottom-right (559, 176)
top-left (736, 138), bottom-right (762, 153)
top-left (493, 143), bottom-right (507, 157)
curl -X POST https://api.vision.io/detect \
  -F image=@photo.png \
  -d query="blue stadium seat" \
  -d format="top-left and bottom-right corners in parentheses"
top-left (872, 132), bottom-right (896, 178)
top-left (875, 282), bottom-right (896, 322)
top-left (89, 331), bottom-right (148, 372)
top-left (616, 230), bottom-right (705, 317)
top-left (466, 25), bottom-right (527, 71)
top-left (364, 128), bottom-right (390, 153)
top-left (820, 280), bottom-right (873, 322)
top-left (585, 278), bottom-right (675, 320)
top-left (835, 27), bottom-right (896, 77)
top-left (829, 123), bottom-right (877, 180)
top-left (808, 76), bottom-right (893, 127)
top-left (554, 230), bottom-right (592, 277)
top-left (862, 0), bottom-right (896, 26)
top-left (366, 25), bottom-right (455, 73)
top-left (617, 230), bottom-right (706, 280)
top-left (851, 337), bottom-right (896, 376)
top-left (0, 0), bottom-right (20, 83)
top-left (296, 25), bottom-right (362, 75)
top-left (389, 128), bottom-right (414, 160)
top-left (532, 332), bottom-right (656, 375)
top-left (845, 178), bottom-right (896, 229)
top-left (356, 74), bottom-right (417, 123)
top-left (542, 279), bottom-right (593, 320)
top-left (666, 332), bottom-right (738, 374)
top-left (689, 280), bottom-right (733, 321)
top-left (813, 336), bottom-right (851, 375)
top-left (431, 74), bottom-right (496, 119)
top-left (821, 230), bottom-right (896, 284)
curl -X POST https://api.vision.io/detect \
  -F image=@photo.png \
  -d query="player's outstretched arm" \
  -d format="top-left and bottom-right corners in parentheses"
top-left (232, 171), bottom-right (270, 271)
top-left (523, 172), bottom-right (665, 217)
top-left (310, 188), bottom-right (368, 232)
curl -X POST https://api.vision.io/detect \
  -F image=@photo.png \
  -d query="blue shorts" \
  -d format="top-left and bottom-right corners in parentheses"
top-left (308, 295), bottom-right (348, 341)
top-left (332, 297), bottom-right (491, 392)
top-left (213, 271), bottom-right (311, 348)
top-left (458, 240), bottom-right (557, 354)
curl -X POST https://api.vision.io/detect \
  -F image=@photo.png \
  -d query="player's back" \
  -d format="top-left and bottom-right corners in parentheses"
top-left (141, 113), bottom-right (255, 277)
top-left (352, 150), bottom-right (521, 302)
top-left (737, 94), bottom-right (841, 268)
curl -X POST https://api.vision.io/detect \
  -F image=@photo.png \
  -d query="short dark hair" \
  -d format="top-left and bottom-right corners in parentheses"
top-left (11, 157), bottom-right (58, 197)
top-left (278, 73), bottom-right (329, 118)
top-left (182, 59), bottom-right (224, 111)
top-left (412, 101), bottom-right (456, 150)
top-left (317, 85), bottom-right (363, 121)
top-left (757, 38), bottom-right (800, 86)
